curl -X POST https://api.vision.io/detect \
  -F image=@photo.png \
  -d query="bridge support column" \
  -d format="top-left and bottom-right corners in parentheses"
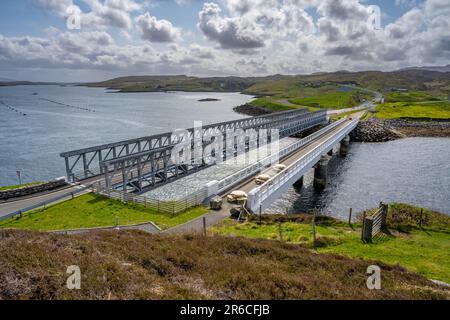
top-left (340, 135), bottom-right (351, 157)
top-left (293, 176), bottom-right (304, 189)
top-left (314, 155), bottom-right (330, 190)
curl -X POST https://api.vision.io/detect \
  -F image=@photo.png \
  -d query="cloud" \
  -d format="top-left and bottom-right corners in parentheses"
top-left (198, 2), bottom-right (265, 50)
top-left (135, 12), bottom-right (180, 42)
top-left (4, 0), bottom-right (450, 80)
top-left (37, 0), bottom-right (141, 30)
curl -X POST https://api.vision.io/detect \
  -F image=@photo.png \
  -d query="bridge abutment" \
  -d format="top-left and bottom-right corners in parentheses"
top-left (313, 155), bottom-right (330, 190)
top-left (340, 135), bottom-right (351, 157)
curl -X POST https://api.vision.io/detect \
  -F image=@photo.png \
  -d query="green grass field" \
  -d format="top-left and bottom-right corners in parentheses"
top-left (212, 204), bottom-right (450, 283)
top-left (0, 182), bottom-right (44, 191)
top-left (288, 91), bottom-right (360, 109)
top-left (0, 193), bottom-right (208, 231)
top-left (247, 83), bottom-right (373, 112)
top-left (384, 91), bottom-right (442, 103)
top-left (376, 101), bottom-right (450, 119)
top-left (249, 97), bottom-right (298, 112)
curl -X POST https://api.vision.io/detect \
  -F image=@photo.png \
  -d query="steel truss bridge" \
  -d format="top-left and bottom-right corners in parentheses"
top-left (61, 108), bottom-right (327, 193)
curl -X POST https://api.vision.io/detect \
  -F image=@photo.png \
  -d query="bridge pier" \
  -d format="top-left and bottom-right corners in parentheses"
top-left (293, 176), bottom-right (304, 189)
top-left (314, 155), bottom-right (330, 190)
top-left (340, 135), bottom-right (350, 157)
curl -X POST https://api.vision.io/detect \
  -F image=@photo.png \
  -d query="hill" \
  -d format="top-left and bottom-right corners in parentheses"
top-left (86, 70), bottom-right (450, 94)
top-left (86, 75), bottom-right (281, 92)
top-left (0, 229), bottom-right (448, 299)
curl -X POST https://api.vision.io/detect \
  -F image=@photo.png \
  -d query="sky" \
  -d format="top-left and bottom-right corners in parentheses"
top-left (0, 0), bottom-right (449, 82)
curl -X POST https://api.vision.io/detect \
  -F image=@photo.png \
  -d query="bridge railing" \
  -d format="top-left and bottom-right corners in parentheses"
top-left (216, 118), bottom-right (346, 194)
top-left (247, 118), bottom-right (359, 212)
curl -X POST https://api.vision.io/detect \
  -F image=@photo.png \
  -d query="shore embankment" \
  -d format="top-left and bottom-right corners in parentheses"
top-left (351, 118), bottom-right (450, 142)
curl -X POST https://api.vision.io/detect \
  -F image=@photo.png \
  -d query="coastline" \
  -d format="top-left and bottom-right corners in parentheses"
top-left (351, 118), bottom-right (450, 142)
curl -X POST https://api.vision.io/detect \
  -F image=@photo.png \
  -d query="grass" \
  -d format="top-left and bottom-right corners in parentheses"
top-left (0, 182), bottom-right (44, 191)
top-left (212, 204), bottom-right (450, 283)
top-left (249, 97), bottom-right (297, 112)
top-left (0, 229), bottom-right (447, 299)
top-left (248, 83), bottom-right (373, 112)
top-left (384, 91), bottom-right (442, 103)
top-left (0, 193), bottom-right (209, 231)
top-left (288, 91), bottom-right (361, 109)
top-left (375, 101), bottom-right (450, 119)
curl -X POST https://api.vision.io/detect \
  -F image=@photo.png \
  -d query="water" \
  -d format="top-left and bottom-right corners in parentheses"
top-left (267, 138), bottom-right (450, 218)
top-left (0, 85), bottom-right (251, 185)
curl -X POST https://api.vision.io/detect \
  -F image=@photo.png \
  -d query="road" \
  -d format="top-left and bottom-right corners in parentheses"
top-left (0, 184), bottom-right (91, 219)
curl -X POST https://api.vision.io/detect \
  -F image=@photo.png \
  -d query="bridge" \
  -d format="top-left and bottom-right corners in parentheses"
top-left (61, 108), bottom-right (327, 192)
top-left (57, 105), bottom-right (365, 216)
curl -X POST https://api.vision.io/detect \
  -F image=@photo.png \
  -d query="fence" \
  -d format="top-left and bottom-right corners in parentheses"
top-left (361, 202), bottom-right (388, 242)
top-left (95, 185), bottom-right (208, 216)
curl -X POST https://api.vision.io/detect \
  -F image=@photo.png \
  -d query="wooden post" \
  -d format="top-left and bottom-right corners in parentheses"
top-left (115, 216), bottom-right (119, 227)
top-left (419, 208), bottom-right (423, 228)
top-left (348, 207), bottom-right (353, 229)
top-left (203, 217), bottom-right (207, 237)
top-left (278, 221), bottom-right (283, 242)
top-left (381, 203), bottom-right (388, 228)
top-left (361, 212), bottom-right (366, 242)
top-left (259, 205), bottom-right (262, 225)
top-left (312, 211), bottom-right (317, 247)
top-left (362, 217), bottom-right (374, 243)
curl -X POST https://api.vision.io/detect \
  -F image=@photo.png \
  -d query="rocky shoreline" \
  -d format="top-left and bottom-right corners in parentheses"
top-left (233, 103), bottom-right (450, 142)
top-left (351, 118), bottom-right (450, 142)
top-left (233, 103), bottom-right (272, 116)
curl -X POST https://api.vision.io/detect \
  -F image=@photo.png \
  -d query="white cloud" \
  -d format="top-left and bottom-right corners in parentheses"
top-left (3, 0), bottom-right (450, 80)
top-left (198, 2), bottom-right (265, 50)
top-left (37, 0), bottom-right (141, 30)
top-left (135, 12), bottom-right (181, 42)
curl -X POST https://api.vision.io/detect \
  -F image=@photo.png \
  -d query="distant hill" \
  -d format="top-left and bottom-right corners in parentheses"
top-left (0, 81), bottom-right (60, 87)
top-left (87, 70), bottom-right (450, 94)
top-left (85, 75), bottom-right (285, 93)
top-left (401, 65), bottom-right (450, 73)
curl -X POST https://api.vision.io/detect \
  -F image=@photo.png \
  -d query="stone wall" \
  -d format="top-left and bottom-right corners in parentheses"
top-left (0, 179), bottom-right (68, 201)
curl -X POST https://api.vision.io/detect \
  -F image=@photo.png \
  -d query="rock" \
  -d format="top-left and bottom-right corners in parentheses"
top-left (233, 103), bottom-right (272, 116)
top-left (350, 118), bottom-right (402, 142)
top-left (0, 179), bottom-right (68, 201)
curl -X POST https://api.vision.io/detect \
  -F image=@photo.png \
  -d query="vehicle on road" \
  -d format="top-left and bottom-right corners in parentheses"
top-left (273, 164), bottom-right (287, 172)
top-left (255, 174), bottom-right (271, 185)
top-left (227, 190), bottom-right (248, 203)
